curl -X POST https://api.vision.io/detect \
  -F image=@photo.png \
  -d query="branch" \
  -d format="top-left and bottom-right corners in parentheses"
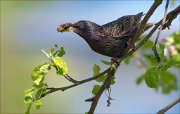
top-left (40, 67), bottom-right (111, 98)
top-left (134, 0), bottom-right (163, 39)
top-left (88, 63), bottom-right (120, 114)
top-left (64, 74), bottom-right (79, 84)
top-left (120, 5), bottom-right (180, 61)
top-left (152, 0), bottom-right (170, 62)
top-left (157, 98), bottom-right (180, 114)
top-left (40, 3), bottom-right (180, 113)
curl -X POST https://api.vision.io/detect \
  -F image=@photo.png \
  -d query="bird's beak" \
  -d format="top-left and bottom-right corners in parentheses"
top-left (57, 23), bottom-right (75, 32)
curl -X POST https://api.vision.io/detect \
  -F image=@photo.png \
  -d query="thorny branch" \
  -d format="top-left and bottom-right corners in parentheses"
top-left (40, 1), bottom-right (180, 114)
top-left (152, 0), bottom-right (170, 62)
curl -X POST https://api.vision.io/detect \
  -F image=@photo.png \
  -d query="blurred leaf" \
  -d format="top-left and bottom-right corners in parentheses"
top-left (31, 63), bottom-right (50, 81)
top-left (137, 35), bottom-right (154, 51)
top-left (157, 44), bottom-right (165, 59)
top-left (49, 48), bottom-right (55, 56)
top-left (101, 59), bottom-right (111, 65)
top-left (52, 56), bottom-right (68, 75)
top-left (124, 55), bottom-right (133, 64)
top-left (54, 47), bottom-right (66, 57)
top-left (35, 88), bottom-right (46, 100)
top-left (145, 67), bottom-right (159, 88)
top-left (24, 96), bottom-right (33, 104)
top-left (33, 100), bottom-right (42, 109)
top-left (34, 75), bottom-right (44, 86)
top-left (159, 71), bottom-right (177, 94)
top-left (143, 54), bottom-right (157, 66)
top-left (141, 40), bottom-right (153, 49)
top-left (158, 57), bottom-right (180, 71)
top-left (110, 76), bottom-right (115, 85)
top-left (96, 75), bottom-right (106, 82)
top-left (92, 85), bottom-right (101, 95)
top-left (93, 64), bottom-right (100, 76)
top-left (136, 74), bottom-right (145, 85)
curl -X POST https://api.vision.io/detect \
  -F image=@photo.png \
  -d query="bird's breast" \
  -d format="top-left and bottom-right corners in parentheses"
top-left (87, 37), bottom-right (128, 58)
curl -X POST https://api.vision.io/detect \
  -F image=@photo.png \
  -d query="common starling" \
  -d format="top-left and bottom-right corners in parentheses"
top-left (57, 12), bottom-right (152, 58)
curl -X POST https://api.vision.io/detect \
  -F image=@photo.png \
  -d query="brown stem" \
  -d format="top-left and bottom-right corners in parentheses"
top-left (152, 0), bottom-right (170, 62)
top-left (88, 63), bottom-right (120, 114)
top-left (157, 98), bottom-right (180, 114)
top-left (134, 0), bottom-right (163, 39)
top-left (40, 67), bottom-right (111, 98)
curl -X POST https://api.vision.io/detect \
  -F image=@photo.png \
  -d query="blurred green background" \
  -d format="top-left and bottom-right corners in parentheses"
top-left (1, 1), bottom-right (179, 113)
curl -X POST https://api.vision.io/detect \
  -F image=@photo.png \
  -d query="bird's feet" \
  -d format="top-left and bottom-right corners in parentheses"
top-left (127, 39), bottom-right (136, 50)
top-left (111, 58), bottom-right (120, 66)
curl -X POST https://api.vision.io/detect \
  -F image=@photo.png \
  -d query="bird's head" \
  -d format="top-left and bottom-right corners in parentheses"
top-left (57, 21), bottom-right (86, 33)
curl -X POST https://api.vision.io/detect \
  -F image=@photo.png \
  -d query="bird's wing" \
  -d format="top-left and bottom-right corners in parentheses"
top-left (101, 12), bottom-right (143, 38)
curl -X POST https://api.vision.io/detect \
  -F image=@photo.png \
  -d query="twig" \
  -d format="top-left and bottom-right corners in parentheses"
top-left (40, 4), bottom-right (180, 113)
top-left (40, 67), bottom-right (111, 98)
top-left (120, 5), bottom-right (180, 61)
top-left (134, 0), bottom-right (163, 39)
top-left (157, 98), bottom-right (180, 114)
top-left (152, 0), bottom-right (170, 62)
top-left (88, 63), bottom-right (120, 114)
top-left (87, 1), bottom-right (163, 113)
top-left (64, 74), bottom-right (79, 83)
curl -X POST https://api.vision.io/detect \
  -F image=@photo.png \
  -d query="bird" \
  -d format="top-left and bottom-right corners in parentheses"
top-left (57, 12), bottom-right (153, 58)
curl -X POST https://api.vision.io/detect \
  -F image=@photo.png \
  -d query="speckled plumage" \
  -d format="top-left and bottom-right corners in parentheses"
top-left (57, 12), bottom-right (151, 58)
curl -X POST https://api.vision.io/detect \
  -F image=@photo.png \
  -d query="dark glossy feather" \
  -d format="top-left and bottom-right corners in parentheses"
top-left (101, 12), bottom-right (143, 38)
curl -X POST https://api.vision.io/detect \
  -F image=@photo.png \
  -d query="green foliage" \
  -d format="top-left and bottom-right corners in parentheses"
top-left (136, 74), bottom-right (145, 85)
top-left (92, 85), bottom-right (101, 95)
top-left (91, 60), bottom-right (115, 96)
top-left (24, 45), bottom-right (68, 114)
top-left (52, 56), bottom-right (68, 75)
top-left (33, 100), bottom-right (42, 109)
top-left (124, 55), bottom-right (133, 64)
top-left (93, 64), bottom-right (106, 82)
top-left (101, 59), bottom-right (111, 65)
top-left (143, 54), bottom-right (157, 66)
top-left (93, 64), bottom-right (100, 76)
top-left (156, 44), bottom-right (165, 59)
top-left (144, 67), bottom-right (158, 88)
top-left (135, 32), bottom-right (179, 94)
top-left (159, 71), bottom-right (177, 94)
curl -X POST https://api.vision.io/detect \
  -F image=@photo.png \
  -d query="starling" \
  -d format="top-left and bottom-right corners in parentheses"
top-left (57, 12), bottom-right (152, 58)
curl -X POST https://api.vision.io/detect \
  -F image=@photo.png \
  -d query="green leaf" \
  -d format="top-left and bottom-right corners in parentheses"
top-left (24, 87), bottom-right (35, 104)
top-left (24, 96), bottom-right (33, 104)
top-left (144, 67), bottom-right (159, 88)
top-left (159, 57), bottom-right (180, 71)
top-left (159, 71), bottom-right (177, 94)
top-left (157, 44), bottom-right (165, 59)
top-left (110, 76), bottom-right (115, 85)
top-left (124, 55), bottom-right (133, 64)
top-left (49, 48), bottom-right (55, 55)
top-left (101, 60), bottom-right (111, 65)
top-left (52, 56), bottom-right (68, 75)
top-left (93, 64), bottom-right (100, 76)
top-left (35, 88), bottom-right (46, 100)
top-left (136, 74), bottom-right (145, 85)
top-left (92, 85), bottom-right (101, 95)
top-left (96, 75), bottom-right (105, 82)
top-left (141, 40), bottom-right (153, 49)
top-left (143, 54), bottom-right (157, 66)
top-left (54, 47), bottom-right (66, 57)
top-left (31, 63), bottom-right (50, 81)
top-left (33, 100), bottom-right (42, 109)
top-left (34, 75), bottom-right (44, 86)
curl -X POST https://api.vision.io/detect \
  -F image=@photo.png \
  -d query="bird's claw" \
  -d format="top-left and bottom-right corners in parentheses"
top-left (127, 39), bottom-right (136, 50)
